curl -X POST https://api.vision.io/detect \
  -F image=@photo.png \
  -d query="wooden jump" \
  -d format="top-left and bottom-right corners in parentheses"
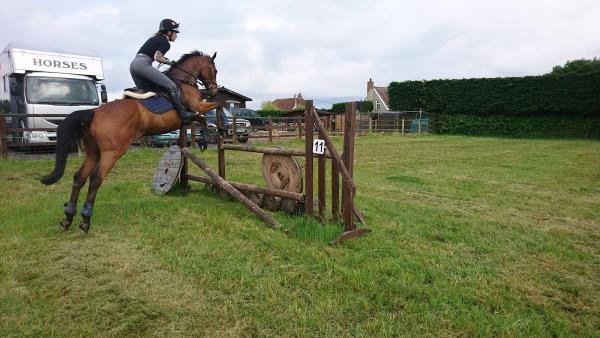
top-left (179, 101), bottom-right (370, 244)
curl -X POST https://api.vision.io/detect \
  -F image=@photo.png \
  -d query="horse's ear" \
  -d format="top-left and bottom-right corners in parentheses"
top-left (212, 52), bottom-right (217, 61)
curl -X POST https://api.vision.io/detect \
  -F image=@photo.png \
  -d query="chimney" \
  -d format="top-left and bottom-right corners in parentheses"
top-left (367, 78), bottom-right (374, 92)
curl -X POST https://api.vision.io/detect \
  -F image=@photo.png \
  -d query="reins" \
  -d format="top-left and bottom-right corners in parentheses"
top-left (163, 60), bottom-right (217, 90)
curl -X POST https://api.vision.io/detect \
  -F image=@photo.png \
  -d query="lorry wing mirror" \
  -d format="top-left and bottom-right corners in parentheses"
top-left (9, 77), bottom-right (20, 96)
top-left (100, 84), bottom-right (108, 103)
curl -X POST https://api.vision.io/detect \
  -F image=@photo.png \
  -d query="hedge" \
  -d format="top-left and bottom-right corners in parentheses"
top-left (389, 72), bottom-right (600, 117)
top-left (434, 114), bottom-right (600, 139)
top-left (388, 72), bottom-right (600, 137)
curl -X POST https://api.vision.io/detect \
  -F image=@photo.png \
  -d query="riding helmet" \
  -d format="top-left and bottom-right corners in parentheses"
top-left (159, 19), bottom-right (180, 33)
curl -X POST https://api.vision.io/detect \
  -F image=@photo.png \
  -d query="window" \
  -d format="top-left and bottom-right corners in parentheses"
top-left (2, 75), bottom-right (6, 92)
top-left (375, 101), bottom-right (381, 110)
top-left (25, 77), bottom-right (98, 105)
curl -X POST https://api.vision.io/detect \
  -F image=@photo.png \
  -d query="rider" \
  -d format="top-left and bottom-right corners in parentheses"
top-left (130, 18), bottom-right (197, 123)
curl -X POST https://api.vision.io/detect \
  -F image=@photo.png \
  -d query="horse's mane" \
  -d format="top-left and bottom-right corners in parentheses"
top-left (174, 50), bottom-right (204, 65)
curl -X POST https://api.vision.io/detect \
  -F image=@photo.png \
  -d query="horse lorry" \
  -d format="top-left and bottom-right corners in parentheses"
top-left (0, 43), bottom-right (107, 144)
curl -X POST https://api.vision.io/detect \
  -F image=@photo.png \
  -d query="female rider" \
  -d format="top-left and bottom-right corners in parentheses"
top-left (130, 19), bottom-right (196, 123)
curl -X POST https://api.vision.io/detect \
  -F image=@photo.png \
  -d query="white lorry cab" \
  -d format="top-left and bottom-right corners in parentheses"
top-left (0, 43), bottom-right (107, 143)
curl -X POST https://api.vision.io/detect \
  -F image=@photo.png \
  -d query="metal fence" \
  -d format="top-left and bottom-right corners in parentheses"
top-left (357, 111), bottom-right (433, 134)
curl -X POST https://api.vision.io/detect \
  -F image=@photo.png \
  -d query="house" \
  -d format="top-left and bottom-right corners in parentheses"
top-left (366, 78), bottom-right (389, 112)
top-left (272, 93), bottom-right (306, 111)
top-left (201, 86), bottom-right (252, 108)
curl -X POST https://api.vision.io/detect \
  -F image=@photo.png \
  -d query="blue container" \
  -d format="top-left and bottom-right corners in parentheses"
top-left (410, 118), bottom-right (429, 132)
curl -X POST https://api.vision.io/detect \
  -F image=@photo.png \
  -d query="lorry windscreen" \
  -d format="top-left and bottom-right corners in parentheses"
top-left (26, 76), bottom-right (99, 105)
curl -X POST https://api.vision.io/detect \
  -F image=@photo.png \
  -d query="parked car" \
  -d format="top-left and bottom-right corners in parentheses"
top-left (146, 108), bottom-right (251, 146)
top-left (205, 107), bottom-right (251, 143)
top-left (229, 107), bottom-right (267, 130)
top-left (146, 130), bottom-right (182, 147)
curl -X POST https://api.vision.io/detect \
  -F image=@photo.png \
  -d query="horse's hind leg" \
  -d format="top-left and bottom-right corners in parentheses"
top-left (78, 150), bottom-right (121, 233)
top-left (60, 136), bottom-right (99, 231)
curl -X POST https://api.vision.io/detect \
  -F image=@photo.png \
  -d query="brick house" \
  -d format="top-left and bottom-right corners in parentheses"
top-left (272, 93), bottom-right (306, 110)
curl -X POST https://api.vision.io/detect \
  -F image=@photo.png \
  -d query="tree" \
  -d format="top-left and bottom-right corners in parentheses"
top-left (258, 101), bottom-right (284, 117)
top-left (359, 101), bottom-right (373, 112)
top-left (548, 58), bottom-right (600, 76)
top-left (261, 101), bottom-right (280, 111)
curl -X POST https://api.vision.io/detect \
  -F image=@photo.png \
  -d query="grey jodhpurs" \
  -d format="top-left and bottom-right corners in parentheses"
top-left (129, 54), bottom-right (175, 90)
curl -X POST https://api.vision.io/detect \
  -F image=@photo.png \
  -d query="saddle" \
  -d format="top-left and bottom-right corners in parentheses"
top-left (122, 88), bottom-right (174, 114)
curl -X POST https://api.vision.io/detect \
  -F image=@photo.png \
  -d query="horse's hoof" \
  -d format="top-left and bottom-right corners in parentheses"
top-left (79, 222), bottom-right (90, 234)
top-left (59, 219), bottom-right (72, 231)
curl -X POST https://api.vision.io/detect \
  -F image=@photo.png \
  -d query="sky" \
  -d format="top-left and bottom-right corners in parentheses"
top-left (1, 0), bottom-right (599, 109)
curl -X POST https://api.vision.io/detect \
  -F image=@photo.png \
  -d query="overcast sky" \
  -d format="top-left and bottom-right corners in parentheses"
top-left (1, 0), bottom-right (599, 108)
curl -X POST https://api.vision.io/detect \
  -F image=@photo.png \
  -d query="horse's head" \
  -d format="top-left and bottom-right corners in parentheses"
top-left (169, 51), bottom-right (218, 97)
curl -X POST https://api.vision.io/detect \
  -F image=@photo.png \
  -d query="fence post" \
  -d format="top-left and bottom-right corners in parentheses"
top-left (178, 126), bottom-right (189, 189)
top-left (418, 109), bottom-right (422, 134)
top-left (297, 118), bottom-right (302, 139)
top-left (401, 119), bottom-right (405, 136)
top-left (232, 115), bottom-right (238, 144)
top-left (268, 116), bottom-right (273, 143)
top-left (0, 115), bottom-right (7, 160)
top-left (304, 101), bottom-right (314, 217)
top-left (342, 102), bottom-right (356, 231)
top-left (318, 123), bottom-right (326, 221)
top-left (190, 122), bottom-right (198, 149)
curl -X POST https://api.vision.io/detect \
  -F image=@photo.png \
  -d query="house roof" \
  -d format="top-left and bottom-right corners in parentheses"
top-left (272, 93), bottom-right (306, 110)
top-left (217, 86), bottom-right (252, 101)
top-left (374, 86), bottom-right (389, 108)
top-left (200, 86), bottom-right (252, 101)
top-left (272, 98), bottom-right (298, 110)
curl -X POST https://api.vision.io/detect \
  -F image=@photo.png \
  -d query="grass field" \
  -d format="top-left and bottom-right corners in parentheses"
top-left (1, 134), bottom-right (599, 337)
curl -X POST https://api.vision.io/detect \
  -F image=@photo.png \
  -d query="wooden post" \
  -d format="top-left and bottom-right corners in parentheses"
top-left (182, 148), bottom-right (281, 229)
top-left (297, 119), bottom-right (302, 139)
top-left (178, 126), bottom-right (189, 189)
top-left (369, 115), bottom-right (372, 133)
top-left (0, 115), bottom-right (8, 160)
top-left (232, 115), bottom-right (238, 144)
top-left (304, 101), bottom-right (314, 217)
top-left (342, 102), bottom-right (356, 231)
top-left (331, 157), bottom-right (340, 222)
top-left (318, 125), bottom-right (326, 221)
top-left (190, 122), bottom-right (198, 149)
top-left (401, 119), bottom-right (405, 136)
top-left (217, 134), bottom-right (225, 179)
top-left (268, 117), bottom-right (273, 143)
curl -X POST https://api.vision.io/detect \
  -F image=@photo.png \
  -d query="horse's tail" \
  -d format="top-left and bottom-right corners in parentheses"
top-left (40, 109), bottom-right (94, 185)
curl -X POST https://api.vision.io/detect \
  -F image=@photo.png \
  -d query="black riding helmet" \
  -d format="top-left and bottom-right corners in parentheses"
top-left (159, 19), bottom-right (179, 33)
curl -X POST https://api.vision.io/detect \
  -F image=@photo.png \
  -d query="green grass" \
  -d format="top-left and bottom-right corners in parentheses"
top-left (0, 135), bottom-right (599, 337)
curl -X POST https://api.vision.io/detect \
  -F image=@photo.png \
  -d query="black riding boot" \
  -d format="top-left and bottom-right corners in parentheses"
top-left (167, 87), bottom-right (197, 124)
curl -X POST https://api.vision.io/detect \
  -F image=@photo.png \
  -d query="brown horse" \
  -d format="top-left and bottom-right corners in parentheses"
top-left (40, 51), bottom-right (219, 233)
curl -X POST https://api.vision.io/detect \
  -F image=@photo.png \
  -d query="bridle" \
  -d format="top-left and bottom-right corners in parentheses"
top-left (168, 56), bottom-right (217, 93)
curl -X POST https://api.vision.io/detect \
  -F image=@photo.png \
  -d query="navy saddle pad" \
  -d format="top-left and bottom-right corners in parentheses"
top-left (139, 95), bottom-right (175, 114)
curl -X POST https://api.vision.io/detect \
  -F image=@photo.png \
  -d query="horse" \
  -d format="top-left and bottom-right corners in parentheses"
top-left (40, 51), bottom-right (220, 233)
